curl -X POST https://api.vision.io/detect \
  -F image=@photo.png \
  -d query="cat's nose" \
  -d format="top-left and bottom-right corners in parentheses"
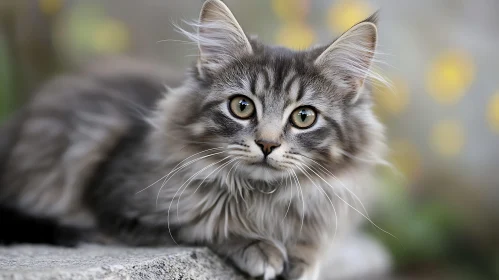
top-left (255, 140), bottom-right (281, 157)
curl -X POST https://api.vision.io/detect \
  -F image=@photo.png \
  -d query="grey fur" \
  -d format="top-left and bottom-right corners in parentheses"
top-left (0, 1), bottom-right (388, 279)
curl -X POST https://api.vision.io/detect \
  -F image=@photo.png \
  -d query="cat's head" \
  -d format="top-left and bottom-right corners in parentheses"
top-left (157, 0), bottom-right (386, 187)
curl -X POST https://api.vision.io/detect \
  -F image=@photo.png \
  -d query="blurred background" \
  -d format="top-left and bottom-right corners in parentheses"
top-left (1, 0), bottom-right (498, 279)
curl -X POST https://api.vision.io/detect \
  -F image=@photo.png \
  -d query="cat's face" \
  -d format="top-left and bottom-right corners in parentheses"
top-left (160, 0), bottom-right (385, 185)
top-left (189, 50), bottom-right (369, 182)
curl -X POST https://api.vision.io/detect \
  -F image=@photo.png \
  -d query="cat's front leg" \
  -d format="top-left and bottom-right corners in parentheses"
top-left (283, 241), bottom-right (322, 280)
top-left (211, 238), bottom-right (286, 280)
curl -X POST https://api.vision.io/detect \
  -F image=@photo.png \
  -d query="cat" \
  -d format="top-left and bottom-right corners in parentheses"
top-left (0, 0), bottom-right (391, 279)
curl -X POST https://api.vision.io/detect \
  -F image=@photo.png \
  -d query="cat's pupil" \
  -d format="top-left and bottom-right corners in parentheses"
top-left (299, 110), bottom-right (307, 122)
top-left (239, 100), bottom-right (248, 112)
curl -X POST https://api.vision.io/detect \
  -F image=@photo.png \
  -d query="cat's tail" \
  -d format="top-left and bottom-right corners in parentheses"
top-left (0, 108), bottom-right (157, 245)
top-left (0, 204), bottom-right (85, 246)
top-left (0, 111), bottom-right (86, 246)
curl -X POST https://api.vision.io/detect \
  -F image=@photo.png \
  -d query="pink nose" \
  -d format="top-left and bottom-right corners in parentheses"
top-left (255, 140), bottom-right (281, 156)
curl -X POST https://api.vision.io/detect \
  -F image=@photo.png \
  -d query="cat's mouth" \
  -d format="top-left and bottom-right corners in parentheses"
top-left (250, 160), bottom-right (277, 169)
top-left (248, 160), bottom-right (279, 170)
top-left (241, 163), bottom-right (287, 183)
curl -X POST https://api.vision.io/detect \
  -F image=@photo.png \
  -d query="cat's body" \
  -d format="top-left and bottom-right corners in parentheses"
top-left (0, 1), bottom-right (391, 279)
top-left (0, 61), bottom-right (168, 244)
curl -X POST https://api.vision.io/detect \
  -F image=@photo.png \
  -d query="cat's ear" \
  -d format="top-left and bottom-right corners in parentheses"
top-left (196, 0), bottom-right (252, 76)
top-left (314, 13), bottom-right (379, 103)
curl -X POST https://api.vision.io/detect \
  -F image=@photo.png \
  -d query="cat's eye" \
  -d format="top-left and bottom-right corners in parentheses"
top-left (290, 107), bottom-right (317, 129)
top-left (229, 95), bottom-right (255, 119)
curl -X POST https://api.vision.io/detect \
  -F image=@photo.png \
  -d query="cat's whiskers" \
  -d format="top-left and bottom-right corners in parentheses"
top-left (189, 156), bottom-right (240, 201)
top-left (347, 145), bottom-right (406, 181)
top-left (286, 153), bottom-right (396, 239)
top-left (224, 159), bottom-right (241, 201)
top-left (304, 156), bottom-right (371, 219)
top-left (293, 153), bottom-right (371, 219)
top-left (136, 147), bottom-right (224, 194)
top-left (300, 163), bottom-right (397, 239)
top-left (178, 158), bottom-right (237, 234)
top-left (231, 162), bottom-right (246, 203)
top-left (166, 155), bottom-right (232, 245)
top-left (196, 157), bottom-right (242, 239)
top-left (154, 151), bottom-right (226, 206)
top-left (227, 153), bottom-right (253, 159)
top-left (290, 170), bottom-right (305, 233)
top-left (156, 38), bottom-right (194, 45)
top-left (281, 171), bottom-right (293, 224)
top-left (338, 148), bottom-right (392, 168)
top-left (296, 163), bottom-right (338, 244)
top-left (286, 150), bottom-right (385, 232)
top-left (311, 165), bottom-right (361, 219)
top-left (173, 155), bottom-right (233, 217)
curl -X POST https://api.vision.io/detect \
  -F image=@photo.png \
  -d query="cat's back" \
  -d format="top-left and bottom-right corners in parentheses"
top-left (27, 58), bottom-right (178, 119)
top-left (0, 58), bottom-right (179, 223)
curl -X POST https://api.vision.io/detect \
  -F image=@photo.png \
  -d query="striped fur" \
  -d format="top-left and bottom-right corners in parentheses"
top-left (0, 1), bottom-right (389, 279)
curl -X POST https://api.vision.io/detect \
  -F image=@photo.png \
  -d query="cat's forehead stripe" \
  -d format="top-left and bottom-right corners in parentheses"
top-left (272, 63), bottom-right (287, 92)
top-left (249, 64), bottom-right (304, 100)
top-left (287, 76), bottom-right (301, 101)
top-left (249, 75), bottom-right (256, 95)
top-left (240, 77), bottom-right (251, 94)
top-left (283, 74), bottom-right (297, 94)
top-left (264, 67), bottom-right (274, 89)
top-left (296, 80), bottom-right (306, 102)
top-left (253, 72), bottom-right (267, 95)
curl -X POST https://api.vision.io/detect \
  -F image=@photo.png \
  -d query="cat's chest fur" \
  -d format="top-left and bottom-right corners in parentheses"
top-left (128, 161), bottom-right (359, 246)
top-left (0, 0), bottom-right (389, 276)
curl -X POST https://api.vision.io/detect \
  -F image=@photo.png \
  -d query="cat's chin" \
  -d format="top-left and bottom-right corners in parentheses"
top-left (239, 162), bottom-right (288, 182)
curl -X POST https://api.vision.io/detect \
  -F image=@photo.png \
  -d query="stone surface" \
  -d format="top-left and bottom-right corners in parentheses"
top-left (0, 245), bottom-right (245, 280)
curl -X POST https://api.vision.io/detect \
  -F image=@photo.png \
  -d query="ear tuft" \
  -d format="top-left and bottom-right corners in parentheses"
top-left (195, 0), bottom-right (252, 75)
top-left (362, 10), bottom-right (379, 26)
top-left (314, 13), bottom-right (380, 103)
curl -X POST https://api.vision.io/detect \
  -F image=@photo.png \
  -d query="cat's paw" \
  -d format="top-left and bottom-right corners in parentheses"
top-left (282, 257), bottom-right (307, 279)
top-left (230, 240), bottom-right (286, 280)
top-left (282, 242), bottom-right (321, 280)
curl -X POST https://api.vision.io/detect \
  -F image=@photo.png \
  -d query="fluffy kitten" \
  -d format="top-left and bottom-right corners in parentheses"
top-left (0, 1), bottom-right (390, 279)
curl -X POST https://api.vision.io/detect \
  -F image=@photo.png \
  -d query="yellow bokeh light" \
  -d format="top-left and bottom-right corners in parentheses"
top-left (426, 50), bottom-right (475, 105)
top-left (390, 139), bottom-right (421, 181)
top-left (92, 19), bottom-right (130, 53)
top-left (272, 0), bottom-right (308, 22)
top-left (39, 0), bottom-right (63, 16)
top-left (430, 120), bottom-right (465, 157)
top-left (487, 92), bottom-right (499, 133)
top-left (276, 22), bottom-right (315, 50)
top-left (373, 76), bottom-right (410, 116)
top-left (328, 0), bottom-right (372, 34)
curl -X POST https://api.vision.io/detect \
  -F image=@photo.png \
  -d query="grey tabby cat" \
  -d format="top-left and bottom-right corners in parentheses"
top-left (0, 0), bottom-right (391, 279)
